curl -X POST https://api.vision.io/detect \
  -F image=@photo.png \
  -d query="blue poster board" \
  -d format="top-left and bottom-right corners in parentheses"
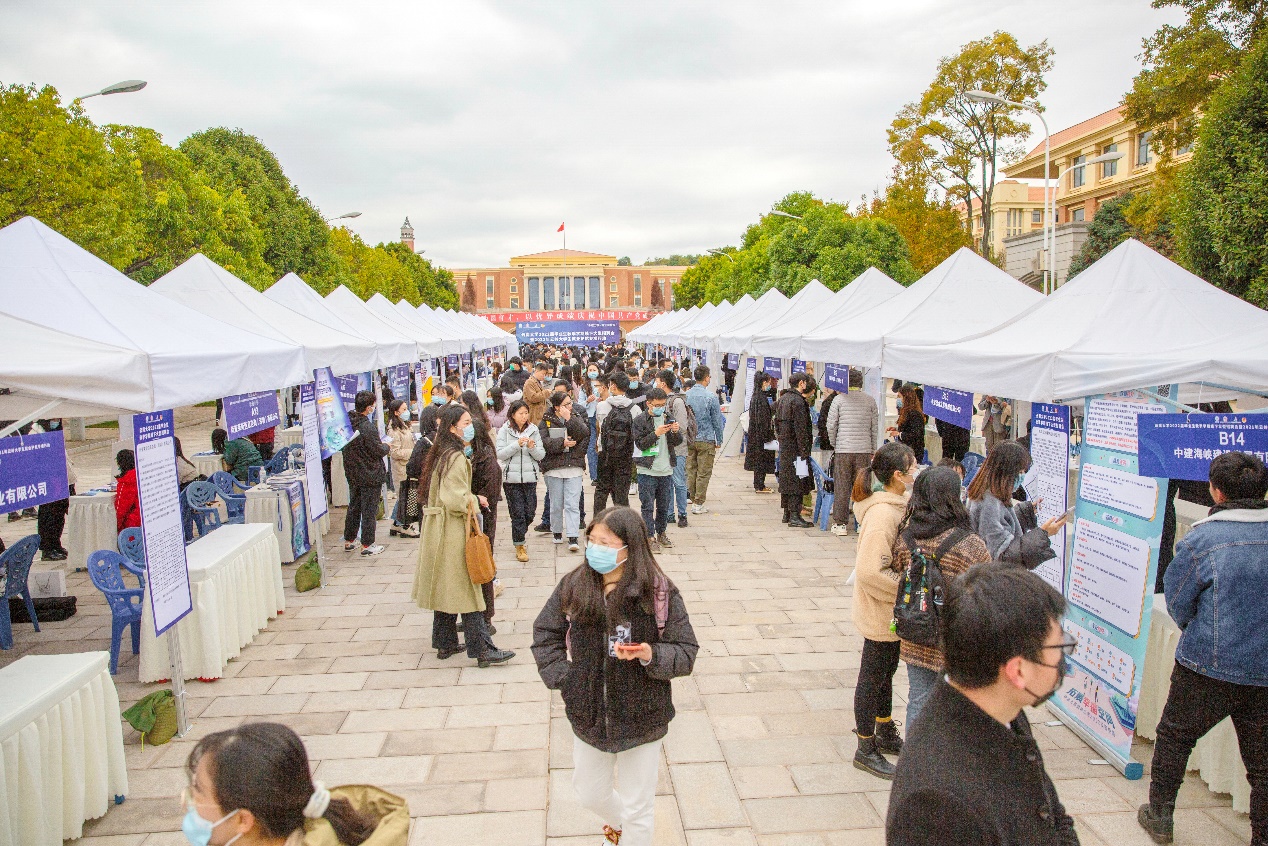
top-left (222, 391), bottom-right (281, 439)
top-left (314, 367), bottom-right (357, 459)
top-left (762, 357), bottom-right (783, 379)
top-left (515, 320), bottom-right (620, 345)
top-left (822, 363), bottom-right (850, 393)
top-left (386, 364), bottom-right (410, 404)
top-left (0, 429), bottom-right (69, 510)
top-left (726, 353), bottom-right (739, 370)
top-left (791, 358), bottom-right (807, 374)
top-left (1138, 412), bottom-right (1268, 480)
top-left (334, 374), bottom-right (359, 411)
top-left (923, 386), bottom-right (974, 430)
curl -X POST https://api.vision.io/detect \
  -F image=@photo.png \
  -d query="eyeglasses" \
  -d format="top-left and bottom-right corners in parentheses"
top-left (1036, 636), bottom-right (1079, 658)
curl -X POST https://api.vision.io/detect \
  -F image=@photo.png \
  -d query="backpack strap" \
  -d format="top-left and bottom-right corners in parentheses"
top-left (653, 574), bottom-right (669, 635)
top-left (932, 527), bottom-right (969, 561)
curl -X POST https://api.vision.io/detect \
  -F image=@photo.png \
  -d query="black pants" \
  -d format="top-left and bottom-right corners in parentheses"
top-left (37, 486), bottom-right (73, 553)
top-left (1150, 663), bottom-right (1267, 841)
top-left (432, 610), bottom-right (493, 658)
top-left (781, 492), bottom-right (802, 516)
top-left (854, 638), bottom-right (901, 734)
top-left (343, 483), bottom-right (381, 546)
top-left (753, 470), bottom-right (767, 490)
top-left (538, 490), bottom-right (551, 527)
top-left (594, 458), bottom-right (631, 512)
top-left (503, 482), bottom-right (537, 544)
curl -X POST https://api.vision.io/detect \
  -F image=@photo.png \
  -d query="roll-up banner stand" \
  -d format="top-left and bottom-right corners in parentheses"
top-left (299, 382), bottom-right (330, 588)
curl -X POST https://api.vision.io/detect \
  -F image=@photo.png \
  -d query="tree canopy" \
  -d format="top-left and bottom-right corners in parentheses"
top-left (644, 254), bottom-right (702, 266)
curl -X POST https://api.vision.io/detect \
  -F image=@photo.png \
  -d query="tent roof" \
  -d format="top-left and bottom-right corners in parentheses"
top-left (264, 274), bottom-right (415, 370)
top-left (883, 239), bottom-right (1268, 401)
top-left (752, 268), bottom-right (904, 359)
top-left (0, 216), bottom-right (307, 410)
top-left (800, 248), bottom-right (1042, 367)
top-left (152, 254), bottom-right (380, 377)
top-left (326, 285), bottom-right (435, 362)
top-left (362, 293), bottom-right (444, 357)
top-left (717, 280), bottom-right (835, 353)
top-left (631, 306), bottom-right (696, 342)
top-left (691, 289), bottom-right (786, 350)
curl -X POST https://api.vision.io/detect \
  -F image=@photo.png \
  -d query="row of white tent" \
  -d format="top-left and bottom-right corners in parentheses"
top-left (0, 216), bottom-right (517, 418)
top-left (630, 240), bottom-right (1268, 403)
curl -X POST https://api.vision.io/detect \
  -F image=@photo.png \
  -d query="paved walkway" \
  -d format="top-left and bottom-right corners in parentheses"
top-left (1, 444), bottom-right (1251, 845)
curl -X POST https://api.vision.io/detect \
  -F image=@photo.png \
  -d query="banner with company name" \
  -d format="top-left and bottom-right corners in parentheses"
top-left (486, 309), bottom-right (647, 323)
top-left (923, 386), bottom-right (974, 430)
top-left (222, 391), bottom-right (282, 439)
top-left (822, 363), bottom-right (850, 393)
top-left (1137, 412), bottom-right (1268, 481)
top-left (386, 364), bottom-right (410, 405)
top-left (0, 429), bottom-right (69, 510)
top-left (762, 357), bottom-right (783, 379)
top-left (515, 320), bottom-right (620, 345)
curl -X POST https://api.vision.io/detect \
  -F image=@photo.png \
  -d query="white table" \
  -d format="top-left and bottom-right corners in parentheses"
top-left (138, 524), bottom-right (284, 682)
top-left (244, 472), bottom-right (329, 564)
top-left (330, 450), bottom-right (349, 507)
top-left (277, 425), bottom-right (304, 449)
top-left (0, 652), bottom-right (128, 846)
top-left (1136, 595), bottom-right (1250, 813)
top-left (67, 491), bottom-right (118, 571)
top-left (191, 452), bottom-right (223, 479)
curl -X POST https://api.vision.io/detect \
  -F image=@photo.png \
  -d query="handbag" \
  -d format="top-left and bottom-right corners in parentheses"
top-left (399, 478), bottom-right (421, 524)
top-left (465, 508), bottom-right (497, 585)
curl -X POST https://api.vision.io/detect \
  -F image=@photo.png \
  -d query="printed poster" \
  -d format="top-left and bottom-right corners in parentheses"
top-left (298, 382), bottom-right (329, 521)
top-left (923, 386), bottom-right (974, 430)
top-left (133, 410), bottom-right (192, 636)
top-left (221, 391), bottom-right (282, 439)
top-left (1138, 413), bottom-right (1268, 480)
top-left (1026, 403), bottom-right (1070, 593)
top-left (314, 367), bottom-right (357, 459)
top-left (822, 364), bottom-right (850, 393)
top-left (0, 429), bottom-right (70, 510)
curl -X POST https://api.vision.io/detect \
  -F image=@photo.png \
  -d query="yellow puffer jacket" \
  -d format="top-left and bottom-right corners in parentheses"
top-left (282, 786), bottom-right (409, 846)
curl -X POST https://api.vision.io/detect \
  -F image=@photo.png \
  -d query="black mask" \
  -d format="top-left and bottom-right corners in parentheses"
top-left (1024, 656), bottom-right (1067, 706)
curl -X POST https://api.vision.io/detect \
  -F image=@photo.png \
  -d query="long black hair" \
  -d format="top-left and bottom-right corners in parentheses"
top-left (488, 386), bottom-right (505, 414)
top-left (966, 441), bottom-right (1030, 503)
top-left (418, 404), bottom-right (470, 503)
top-left (460, 390), bottom-right (492, 442)
top-left (559, 506), bottom-right (669, 628)
top-left (896, 466), bottom-right (971, 540)
top-left (852, 441), bottom-right (914, 505)
top-left (186, 722), bottom-right (375, 845)
top-left (386, 398), bottom-right (409, 432)
top-left (116, 448), bottom-right (135, 477)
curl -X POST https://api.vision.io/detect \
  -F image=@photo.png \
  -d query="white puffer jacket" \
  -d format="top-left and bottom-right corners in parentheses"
top-left (496, 421), bottom-right (547, 484)
top-left (825, 390), bottom-right (879, 454)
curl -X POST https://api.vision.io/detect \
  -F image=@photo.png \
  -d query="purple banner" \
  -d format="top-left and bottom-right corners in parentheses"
top-left (762, 357), bottom-right (783, 379)
top-left (823, 363), bottom-right (850, 393)
top-left (726, 353), bottom-right (739, 370)
top-left (0, 429), bottom-right (69, 510)
top-left (1138, 413), bottom-right (1268, 481)
top-left (386, 364), bottom-right (410, 404)
top-left (222, 391), bottom-right (281, 439)
top-left (791, 358), bottom-right (807, 375)
top-left (923, 385), bottom-right (974, 430)
top-left (334, 374), bottom-right (359, 411)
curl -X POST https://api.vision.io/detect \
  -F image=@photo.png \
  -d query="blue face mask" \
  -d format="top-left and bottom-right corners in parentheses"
top-left (1015, 472), bottom-right (1026, 489)
top-left (462, 423), bottom-right (475, 442)
top-left (400, 409), bottom-right (411, 422)
top-left (896, 398), bottom-right (904, 409)
top-left (182, 806), bottom-right (240, 846)
top-left (432, 395), bottom-right (445, 405)
top-left (463, 445), bottom-right (474, 458)
top-left (629, 380), bottom-right (639, 390)
top-left (650, 406), bottom-right (665, 417)
top-left (585, 542), bottom-right (625, 574)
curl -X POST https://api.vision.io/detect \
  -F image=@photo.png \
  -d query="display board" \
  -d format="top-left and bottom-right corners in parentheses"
top-left (334, 374), bottom-right (359, 411)
top-left (514, 320), bottom-right (620, 345)
top-left (314, 367), bottom-right (357, 459)
top-left (221, 391), bottom-right (282, 439)
top-left (414, 361), bottom-right (434, 413)
top-left (386, 364), bottom-right (410, 405)
top-left (1138, 412), bottom-right (1268, 480)
top-left (0, 429), bottom-right (69, 510)
top-left (1024, 403), bottom-right (1070, 593)
top-left (822, 363), bottom-right (850, 393)
top-left (744, 357), bottom-right (757, 419)
top-left (298, 382), bottom-right (329, 521)
top-left (791, 358), bottom-right (807, 375)
top-left (923, 386), bottom-right (973, 430)
top-left (726, 353), bottom-right (739, 370)
top-left (133, 410), bottom-right (192, 637)
top-left (762, 357), bottom-right (783, 379)
top-left (1050, 388), bottom-right (1171, 778)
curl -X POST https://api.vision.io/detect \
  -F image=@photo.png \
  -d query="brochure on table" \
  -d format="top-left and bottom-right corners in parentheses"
top-left (0, 428), bottom-right (70, 510)
top-left (133, 410), bottom-right (192, 636)
top-left (313, 367), bottom-right (357, 459)
top-left (1050, 388), bottom-right (1172, 779)
top-left (298, 382), bottom-right (329, 521)
top-left (221, 391), bottom-right (282, 439)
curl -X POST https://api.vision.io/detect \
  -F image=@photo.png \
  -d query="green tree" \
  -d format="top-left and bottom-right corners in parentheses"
top-left (644, 254), bottom-right (702, 266)
top-left (888, 31), bottom-right (1054, 260)
top-left (1123, 0), bottom-right (1268, 159)
top-left (616, 256), bottom-right (632, 266)
top-left (1174, 31), bottom-right (1268, 307)
top-left (380, 242), bottom-right (458, 309)
top-left (865, 169), bottom-right (972, 276)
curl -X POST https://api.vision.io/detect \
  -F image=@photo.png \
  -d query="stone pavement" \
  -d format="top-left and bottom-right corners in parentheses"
top-left (0, 441), bottom-right (1252, 845)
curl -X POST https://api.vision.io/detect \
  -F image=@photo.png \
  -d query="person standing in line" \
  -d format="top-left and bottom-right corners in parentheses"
top-left (585, 362), bottom-right (602, 482)
top-left (486, 387), bottom-right (509, 431)
top-left (745, 370), bottom-right (778, 494)
top-left (817, 386), bottom-right (839, 469)
top-left (386, 399), bottom-right (420, 539)
top-left (886, 563), bottom-right (1080, 845)
top-left (850, 441), bottom-right (916, 779)
top-left (1139, 452), bottom-right (1268, 846)
top-left (500, 356), bottom-right (530, 395)
top-left (887, 384), bottom-right (926, 464)
top-left (685, 365), bottom-right (725, 516)
top-left (977, 395), bottom-right (1013, 455)
top-left (524, 361), bottom-right (551, 426)
top-left (497, 400), bottom-right (545, 564)
top-left (826, 368), bottom-right (879, 536)
top-left (774, 372), bottom-right (817, 528)
top-left (411, 404), bottom-right (514, 667)
top-left (462, 390), bottom-right (504, 631)
top-left (633, 388), bottom-right (683, 552)
top-left (341, 390), bottom-right (389, 556)
top-left (594, 372), bottom-right (640, 512)
top-left (541, 391), bottom-right (591, 552)
top-left (890, 467), bottom-right (991, 731)
top-left (966, 442), bottom-right (1065, 569)
top-left (656, 370), bottom-right (691, 529)
top-left (417, 386), bottom-right (448, 441)
top-left (532, 506), bottom-right (698, 846)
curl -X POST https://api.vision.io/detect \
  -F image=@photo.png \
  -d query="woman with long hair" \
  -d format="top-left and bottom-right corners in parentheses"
top-left (411, 403), bottom-right (514, 667)
top-left (114, 449), bottom-right (140, 533)
top-left (965, 441), bottom-right (1065, 568)
top-left (486, 386), bottom-right (509, 430)
top-left (461, 389), bottom-right (504, 629)
top-left (890, 466), bottom-right (991, 729)
top-left (744, 370), bottom-right (777, 493)
top-left (183, 721), bottom-right (407, 845)
top-left (532, 506), bottom-right (698, 846)
top-left (497, 399), bottom-right (545, 563)
top-left (849, 441), bottom-right (916, 780)
top-left (886, 384), bottom-right (926, 463)
top-left (386, 399), bottom-right (419, 539)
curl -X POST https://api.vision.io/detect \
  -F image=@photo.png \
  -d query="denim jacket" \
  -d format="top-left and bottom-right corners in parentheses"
top-left (1165, 506), bottom-right (1268, 686)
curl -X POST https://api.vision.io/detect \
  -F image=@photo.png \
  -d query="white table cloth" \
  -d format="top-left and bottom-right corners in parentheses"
top-left (277, 425), bottom-right (304, 449)
top-left (244, 473), bottom-right (329, 564)
top-left (138, 524), bottom-right (284, 682)
top-left (1136, 595), bottom-right (1250, 813)
top-left (67, 491), bottom-right (118, 571)
top-left (0, 652), bottom-right (128, 846)
top-left (191, 452), bottom-right (223, 479)
top-left (330, 450), bottom-right (349, 507)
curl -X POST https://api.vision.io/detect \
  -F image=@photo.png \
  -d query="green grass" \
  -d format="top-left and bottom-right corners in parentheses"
top-left (87, 420), bottom-right (119, 429)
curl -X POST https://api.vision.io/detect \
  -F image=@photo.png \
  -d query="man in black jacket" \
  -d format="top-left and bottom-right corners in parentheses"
top-left (887, 562), bottom-right (1080, 846)
top-left (342, 390), bottom-right (389, 556)
top-left (774, 373), bottom-right (816, 528)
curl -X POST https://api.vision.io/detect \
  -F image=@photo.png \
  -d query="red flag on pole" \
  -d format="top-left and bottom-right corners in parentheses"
top-left (557, 222), bottom-right (565, 232)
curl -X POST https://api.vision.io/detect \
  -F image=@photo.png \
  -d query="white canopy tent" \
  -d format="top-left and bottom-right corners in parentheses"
top-left (394, 301), bottom-right (458, 355)
top-left (799, 247), bottom-right (1043, 367)
top-left (631, 305), bottom-right (699, 345)
top-left (718, 280), bottom-right (836, 355)
top-left (690, 289), bottom-right (787, 352)
top-left (361, 293), bottom-right (444, 358)
top-left (0, 217), bottom-right (308, 410)
top-left (325, 285), bottom-right (433, 362)
top-left (883, 238), bottom-right (1268, 402)
top-left (752, 268), bottom-right (904, 359)
top-left (151, 254), bottom-right (381, 377)
top-left (264, 274), bottom-right (415, 370)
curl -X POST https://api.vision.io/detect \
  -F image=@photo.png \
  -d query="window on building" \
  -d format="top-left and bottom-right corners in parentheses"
top-left (1005, 208), bottom-right (1023, 237)
top-left (542, 277), bottom-right (555, 309)
top-left (609, 294), bottom-right (619, 307)
top-left (509, 296), bottom-right (520, 308)
top-left (558, 276), bottom-right (570, 309)
top-left (609, 282), bottom-right (618, 293)
top-left (527, 277), bottom-right (540, 310)
top-left (485, 277), bottom-right (495, 309)
top-left (633, 275), bottom-right (642, 295)
top-left (1177, 139), bottom-right (1194, 156)
top-left (1071, 207), bottom-right (1086, 222)
top-left (634, 295), bottom-right (642, 306)
top-left (1137, 131), bottom-right (1153, 166)
top-left (509, 283), bottom-right (517, 293)
top-left (572, 276), bottom-right (585, 309)
top-left (1031, 209), bottom-right (1042, 224)
top-left (1101, 143), bottom-right (1118, 178)
top-left (1071, 155), bottom-right (1087, 189)
top-left (589, 276), bottom-right (601, 307)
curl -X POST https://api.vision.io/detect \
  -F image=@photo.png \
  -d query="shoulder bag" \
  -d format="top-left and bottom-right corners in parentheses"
top-left (465, 507), bottom-right (497, 585)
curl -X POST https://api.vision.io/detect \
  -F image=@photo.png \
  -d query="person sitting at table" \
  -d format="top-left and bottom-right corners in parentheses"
top-left (115, 449), bottom-right (141, 533)
top-left (211, 427), bottom-right (262, 484)
top-left (247, 425), bottom-right (276, 461)
top-left (183, 721), bottom-right (408, 846)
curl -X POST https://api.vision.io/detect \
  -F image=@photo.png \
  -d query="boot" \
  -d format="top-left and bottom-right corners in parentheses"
top-left (515, 544), bottom-right (529, 563)
top-left (874, 718), bottom-right (903, 755)
top-left (1137, 803), bottom-right (1174, 844)
top-left (788, 512), bottom-right (815, 528)
top-left (781, 507), bottom-right (791, 524)
top-left (852, 732), bottom-right (895, 780)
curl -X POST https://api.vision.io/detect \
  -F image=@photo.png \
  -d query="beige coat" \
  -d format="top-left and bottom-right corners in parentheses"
top-left (411, 453), bottom-right (483, 614)
top-left (386, 425), bottom-right (414, 486)
top-left (523, 375), bottom-right (548, 425)
top-left (282, 785), bottom-right (409, 846)
top-left (850, 490), bottom-right (909, 641)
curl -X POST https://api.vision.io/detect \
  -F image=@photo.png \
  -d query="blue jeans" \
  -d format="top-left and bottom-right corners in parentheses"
top-left (587, 415), bottom-right (599, 480)
top-left (670, 454), bottom-right (688, 518)
top-left (546, 474), bottom-right (584, 539)
top-left (906, 663), bottom-right (940, 732)
top-left (637, 473), bottom-right (674, 537)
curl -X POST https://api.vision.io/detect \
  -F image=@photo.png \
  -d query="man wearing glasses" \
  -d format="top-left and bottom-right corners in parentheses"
top-left (887, 562), bottom-right (1081, 845)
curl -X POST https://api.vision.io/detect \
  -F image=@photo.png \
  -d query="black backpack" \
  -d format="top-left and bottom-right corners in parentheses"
top-left (602, 404), bottom-right (635, 461)
top-left (892, 528), bottom-right (967, 648)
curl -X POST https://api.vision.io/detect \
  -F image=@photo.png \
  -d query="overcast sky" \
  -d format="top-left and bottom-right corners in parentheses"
top-left (2, 1), bottom-right (1182, 269)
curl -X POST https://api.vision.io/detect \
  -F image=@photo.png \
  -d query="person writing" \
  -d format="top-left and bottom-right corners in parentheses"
top-left (212, 428), bottom-right (262, 484)
top-left (966, 442), bottom-right (1065, 569)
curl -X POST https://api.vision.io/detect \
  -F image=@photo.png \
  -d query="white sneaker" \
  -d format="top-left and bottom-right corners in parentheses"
top-left (691, 504), bottom-right (708, 515)
top-left (830, 523), bottom-right (851, 537)
top-left (361, 544), bottom-right (386, 556)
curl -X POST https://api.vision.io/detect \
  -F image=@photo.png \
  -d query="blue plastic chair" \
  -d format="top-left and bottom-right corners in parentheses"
top-left (0, 535), bottom-right (41, 650)
top-left (961, 452), bottom-right (986, 489)
top-left (266, 444), bottom-right (303, 474)
top-left (117, 528), bottom-right (147, 587)
top-left (85, 550), bottom-right (145, 675)
top-left (185, 481), bottom-right (224, 537)
top-left (208, 472), bottom-right (247, 524)
top-left (810, 458), bottom-right (835, 532)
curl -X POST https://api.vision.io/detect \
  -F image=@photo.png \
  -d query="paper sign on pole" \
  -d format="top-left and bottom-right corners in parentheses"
top-left (1025, 403), bottom-right (1070, 593)
top-left (923, 386), bottom-right (974, 430)
top-left (1137, 413), bottom-right (1268, 480)
top-left (298, 383), bottom-right (329, 521)
top-left (133, 410), bottom-right (192, 637)
top-left (0, 429), bottom-right (70, 509)
top-left (221, 391), bottom-right (282, 439)
top-left (314, 367), bottom-right (357, 459)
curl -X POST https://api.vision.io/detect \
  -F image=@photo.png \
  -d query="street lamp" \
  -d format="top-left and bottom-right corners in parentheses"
top-left (965, 90), bottom-right (1053, 293)
top-left (325, 212), bottom-right (362, 222)
top-left (707, 248), bottom-right (736, 264)
top-left (769, 210), bottom-right (803, 220)
top-left (1044, 151), bottom-right (1124, 285)
top-left (76, 79), bottom-right (147, 101)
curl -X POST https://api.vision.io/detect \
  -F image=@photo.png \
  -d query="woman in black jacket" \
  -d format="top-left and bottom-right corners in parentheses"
top-left (888, 384), bottom-right (926, 463)
top-left (774, 374), bottom-right (817, 528)
top-left (532, 506), bottom-right (698, 846)
top-left (540, 392), bottom-right (592, 549)
top-left (744, 370), bottom-right (777, 493)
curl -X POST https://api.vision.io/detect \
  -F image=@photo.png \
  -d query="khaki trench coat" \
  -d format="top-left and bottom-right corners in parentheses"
top-left (411, 454), bottom-right (483, 614)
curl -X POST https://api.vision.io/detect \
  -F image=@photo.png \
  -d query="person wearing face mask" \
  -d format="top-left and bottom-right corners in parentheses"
top-left (744, 371), bottom-right (778, 493)
top-left (849, 442), bottom-right (916, 779)
top-left (774, 372), bottom-right (818, 528)
top-left (885, 384), bottom-right (926, 464)
top-left (417, 385), bottom-right (450, 442)
top-left (341, 392), bottom-right (390, 556)
top-left (632, 388), bottom-right (684, 552)
top-left (532, 506), bottom-right (698, 846)
top-left (180, 721), bottom-right (408, 846)
top-left (411, 404), bottom-right (514, 667)
top-left (886, 563), bottom-right (1080, 846)
top-left (977, 394), bottom-right (1014, 455)
top-left (585, 364), bottom-right (602, 482)
top-left (385, 400), bottom-right (419, 539)
top-left (540, 390), bottom-right (592, 551)
top-left (966, 442), bottom-right (1065, 570)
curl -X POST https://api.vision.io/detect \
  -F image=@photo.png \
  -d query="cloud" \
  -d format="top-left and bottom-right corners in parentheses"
top-left (1, 0), bottom-right (1182, 268)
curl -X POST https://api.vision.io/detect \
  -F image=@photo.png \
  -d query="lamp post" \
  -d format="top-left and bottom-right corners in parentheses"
top-left (325, 212), bottom-right (362, 223)
top-left (1044, 151), bottom-right (1124, 286)
top-left (966, 90), bottom-right (1051, 293)
top-left (75, 79), bottom-right (147, 101)
top-left (769, 210), bottom-right (803, 220)
top-left (707, 248), bottom-right (735, 264)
